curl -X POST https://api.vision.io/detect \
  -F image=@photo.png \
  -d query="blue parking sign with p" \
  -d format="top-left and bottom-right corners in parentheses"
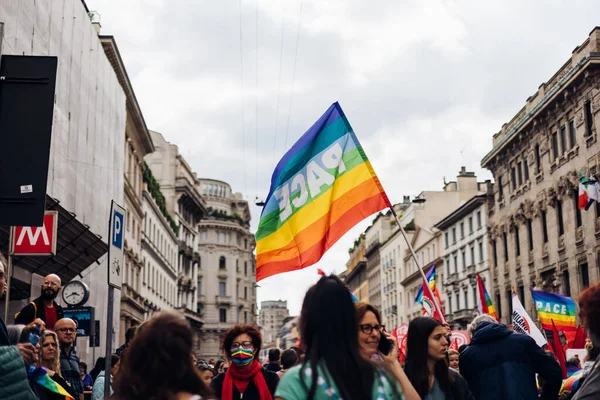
top-left (112, 211), bottom-right (124, 249)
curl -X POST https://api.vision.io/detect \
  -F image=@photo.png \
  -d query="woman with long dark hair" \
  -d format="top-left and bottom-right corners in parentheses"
top-left (113, 311), bottom-right (211, 400)
top-left (275, 275), bottom-right (404, 400)
top-left (404, 317), bottom-right (472, 400)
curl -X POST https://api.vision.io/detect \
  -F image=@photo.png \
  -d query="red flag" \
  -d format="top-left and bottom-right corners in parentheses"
top-left (421, 279), bottom-right (444, 322)
top-left (551, 320), bottom-right (568, 379)
top-left (449, 338), bottom-right (459, 351)
top-left (571, 325), bottom-right (587, 349)
top-left (317, 268), bottom-right (326, 276)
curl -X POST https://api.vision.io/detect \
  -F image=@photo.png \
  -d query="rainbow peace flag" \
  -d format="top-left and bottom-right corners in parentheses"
top-left (28, 366), bottom-right (74, 399)
top-left (414, 265), bottom-right (437, 303)
top-left (477, 273), bottom-right (499, 321)
top-left (530, 289), bottom-right (577, 332)
top-left (255, 102), bottom-right (391, 281)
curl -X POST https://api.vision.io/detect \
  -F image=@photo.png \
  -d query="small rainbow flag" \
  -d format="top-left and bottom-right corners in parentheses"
top-left (530, 289), bottom-right (577, 332)
top-left (28, 366), bottom-right (74, 399)
top-left (414, 265), bottom-right (437, 303)
top-left (255, 102), bottom-right (391, 281)
top-left (477, 273), bottom-right (499, 321)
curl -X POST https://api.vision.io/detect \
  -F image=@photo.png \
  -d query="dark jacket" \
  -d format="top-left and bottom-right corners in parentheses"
top-left (448, 370), bottom-right (474, 400)
top-left (14, 296), bottom-right (64, 328)
top-left (459, 322), bottom-right (562, 400)
top-left (211, 369), bottom-right (279, 400)
top-left (0, 316), bottom-right (10, 346)
top-left (265, 362), bottom-right (282, 372)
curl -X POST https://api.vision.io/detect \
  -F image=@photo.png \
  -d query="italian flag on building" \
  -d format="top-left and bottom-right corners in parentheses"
top-left (578, 172), bottom-right (598, 210)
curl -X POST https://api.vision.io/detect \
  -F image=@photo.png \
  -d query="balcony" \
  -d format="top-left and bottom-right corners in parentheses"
top-left (446, 273), bottom-right (458, 285)
top-left (179, 240), bottom-right (193, 257)
top-left (365, 239), bottom-right (381, 257)
top-left (466, 264), bottom-right (476, 278)
top-left (558, 235), bottom-right (565, 253)
top-left (452, 309), bottom-right (473, 321)
top-left (216, 295), bottom-right (232, 306)
top-left (576, 227), bottom-right (584, 247)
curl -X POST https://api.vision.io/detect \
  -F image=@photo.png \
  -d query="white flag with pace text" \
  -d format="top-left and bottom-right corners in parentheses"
top-left (512, 293), bottom-right (547, 347)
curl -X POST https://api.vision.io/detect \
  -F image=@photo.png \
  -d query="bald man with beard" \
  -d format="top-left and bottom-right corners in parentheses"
top-left (15, 273), bottom-right (64, 330)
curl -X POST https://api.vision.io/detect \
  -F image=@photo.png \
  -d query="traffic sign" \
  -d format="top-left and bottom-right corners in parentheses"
top-left (10, 211), bottom-right (58, 255)
top-left (108, 200), bottom-right (126, 289)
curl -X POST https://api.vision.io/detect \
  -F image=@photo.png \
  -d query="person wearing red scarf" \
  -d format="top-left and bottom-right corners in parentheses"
top-left (211, 324), bottom-right (279, 400)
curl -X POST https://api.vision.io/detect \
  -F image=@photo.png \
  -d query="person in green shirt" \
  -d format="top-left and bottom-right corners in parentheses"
top-left (275, 275), bottom-right (405, 400)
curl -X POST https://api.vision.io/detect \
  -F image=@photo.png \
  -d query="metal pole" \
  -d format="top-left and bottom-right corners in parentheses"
top-left (104, 285), bottom-right (114, 400)
top-left (389, 207), bottom-right (447, 324)
top-left (4, 229), bottom-right (12, 322)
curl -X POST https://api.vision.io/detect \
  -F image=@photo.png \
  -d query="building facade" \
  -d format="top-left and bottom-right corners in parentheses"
top-left (197, 179), bottom-right (256, 359)
top-left (99, 35), bottom-right (156, 344)
top-left (434, 194), bottom-right (492, 329)
top-left (364, 213), bottom-right (393, 312)
top-left (481, 28), bottom-right (600, 325)
top-left (344, 234), bottom-right (369, 302)
top-left (259, 300), bottom-right (290, 346)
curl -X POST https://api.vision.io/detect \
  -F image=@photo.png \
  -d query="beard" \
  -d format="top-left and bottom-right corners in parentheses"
top-left (41, 288), bottom-right (58, 301)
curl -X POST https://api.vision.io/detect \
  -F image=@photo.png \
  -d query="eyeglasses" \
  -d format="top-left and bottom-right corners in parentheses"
top-left (43, 281), bottom-right (59, 287)
top-left (230, 341), bottom-right (254, 351)
top-left (56, 328), bottom-right (76, 333)
top-left (359, 324), bottom-right (384, 334)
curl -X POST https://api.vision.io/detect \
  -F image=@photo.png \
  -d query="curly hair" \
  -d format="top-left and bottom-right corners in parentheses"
top-left (579, 282), bottom-right (600, 335)
top-left (220, 324), bottom-right (262, 359)
top-left (354, 302), bottom-right (382, 325)
top-left (39, 331), bottom-right (62, 378)
top-left (113, 311), bottom-right (211, 400)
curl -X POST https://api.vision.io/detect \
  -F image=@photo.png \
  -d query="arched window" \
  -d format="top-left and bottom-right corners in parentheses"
top-left (219, 256), bottom-right (226, 269)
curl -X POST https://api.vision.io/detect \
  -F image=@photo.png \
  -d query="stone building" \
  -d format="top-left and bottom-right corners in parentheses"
top-left (434, 193), bottom-right (492, 329)
top-left (197, 179), bottom-right (256, 359)
top-left (344, 234), bottom-right (369, 302)
top-left (99, 35), bottom-right (155, 344)
top-left (145, 131), bottom-right (206, 347)
top-left (481, 27), bottom-right (600, 325)
top-left (259, 300), bottom-right (290, 346)
top-left (364, 212), bottom-right (393, 312)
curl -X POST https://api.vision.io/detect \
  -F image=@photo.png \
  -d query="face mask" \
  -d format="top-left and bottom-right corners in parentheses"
top-left (231, 348), bottom-right (254, 366)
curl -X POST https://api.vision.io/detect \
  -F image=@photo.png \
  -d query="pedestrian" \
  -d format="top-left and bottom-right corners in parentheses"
top-left (265, 348), bottom-right (282, 372)
top-left (35, 330), bottom-right (78, 400)
top-left (275, 275), bottom-right (407, 400)
top-left (404, 317), bottom-right (472, 400)
top-left (14, 273), bottom-right (64, 331)
top-left (116, 326), bottom-right (137, 356)
top-left (198, 362), bottom-right (216, 387)
top-left (80, 361), bottom-right (93, 391)
top-left (89, 357), bottom-right (105, 383)
top-left (215, 359), bottom-right (228, 374)
top-left (571, 282), bottom-right (600, 399)
top-left (55, 317), bottom-right (84, 399)
top-left (459, 314), bottom-right (561, 400)
top-left (567, 357), bottom-right (582, 376)
top-left (211, 324), bottom-right (279, 400)
top-left (0, 252), bottom-right (38, 400)
top-left (113, 311), bottom-right (212, 400)
top-left (92, 354), bottom-right (120, 400)
top-left (276, 349), bottom-right (298, 379)
top-left (447, 349), bottom-right (460, 373)
top-left (582, 339), bottom-right (599, 377)
top-left (355, 301), bottom-right (420, 399)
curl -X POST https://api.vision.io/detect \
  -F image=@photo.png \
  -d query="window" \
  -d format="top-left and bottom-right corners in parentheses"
top-left (456, 293), bottom-right (460, 311)
top-left (560, 125), bottom-right (567, 155)
top-left (574, 191), bottom-right (582, 228)
top-left (461, 248), bottom-right (466, 270)
top-left (445, 232), bottom-right (449, 248)
top-left (562, 270), bottom-right (571, 297)
top-left (244, 261), bottom-right (248, 276)
top-left (517, 162), bottom-right (523, 186)
top-left (541, 210), bottom-right (548, 243)
top-left (244, 311), bottom-right (248, 323)
top-left (463, 288), bottom-right (468, 309)
top-left (219, 256), bottom-right (226, 269)
top-left (552, 131), bottom-right (559, 159)
top-left (197, 280), bottom-right (202, 296)
top-left (445, 257), bottom-right (450, 277)
top-left (503, 232), bottom-right (509, 262)
top-left (477, 211), bottom-right (482, 229)
top-left (219, 281), bottom-right (226, 296)
top-left (507, 290), bottom-right (513, 316)
top-left (453, 254), bottom-right (458, 274)
top-left (470, 245), bottom-right (475, 266)
top-left (498, 176), bottom-right (503, 200)
top-left (535, 144), bottom-right (541, 173)
top-left (557, 200), bottom-right (564, 236)
top-left (581, 263), bottom-right (590, 289)
top-left (496, 294), bottom-right (502, 318)
top-left (519, 285), bottom-right (525, 308)
top-left (478, 240), bottom-right (484, 263)
top-left (473, 287), bottom-right (478, 309)
top-left (448, 295), bottom-right (453, 313)
top-left (511, 167), bottom-right (517, 190)
top-left (527, 219), bottom-right (533, 251)
top-left (524, 157), bottom-right (529, 181)
top-left (244, 286), bottom-right (248, 299)
top-left (514, 226), bottom-right (520, 257)
top-left (452, 228), bottom-right (456, 244)
top-left (460, 223), bottom-right (465, 239)
top-left (244, 238), bottom-right (248, 249)
top-left (219, 309), bottom-right (227, 323)
top-left (569, 119), bottom-right (576, 149)
top-left (492, 239), bottom-right (498, 267)
top-left (585, 100), bottom-right (593, 137)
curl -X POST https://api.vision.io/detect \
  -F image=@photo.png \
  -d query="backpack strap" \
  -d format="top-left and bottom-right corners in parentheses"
top-left (14, 301), bottom-right (37, 321)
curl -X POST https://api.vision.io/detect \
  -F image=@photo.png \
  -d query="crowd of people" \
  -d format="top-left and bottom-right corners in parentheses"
top-left (1, 251), bottom-right (600, 399)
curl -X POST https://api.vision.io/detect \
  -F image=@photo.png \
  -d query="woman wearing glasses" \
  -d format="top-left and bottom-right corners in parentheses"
top-left (211, 324), bottom-right (279, 400)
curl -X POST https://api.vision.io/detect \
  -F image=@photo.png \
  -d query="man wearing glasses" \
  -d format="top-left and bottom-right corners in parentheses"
top-left (56, 318), bottom-right (84, 399)
top-left (15, 273), bottom-right (64, 330)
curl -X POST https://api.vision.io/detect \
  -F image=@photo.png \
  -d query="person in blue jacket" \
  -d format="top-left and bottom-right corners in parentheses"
top-left (459, 314), bottom-right (561, 400)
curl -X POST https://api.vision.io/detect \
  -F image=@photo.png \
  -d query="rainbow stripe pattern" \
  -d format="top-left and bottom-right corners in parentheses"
top-left (255, 102), bottom-right (391, 281)
top-left (28, 366), bottom-right (74, 399)
top-left (414, 265), bottom-right (437, 303)
top-left (531, 289), bottom-right (577, 331)
top-left (477, 273), bottom-right (499, 321)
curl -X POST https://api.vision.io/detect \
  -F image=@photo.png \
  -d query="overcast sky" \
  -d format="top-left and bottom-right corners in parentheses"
top-left (87, 0), bottom-right (600, 316)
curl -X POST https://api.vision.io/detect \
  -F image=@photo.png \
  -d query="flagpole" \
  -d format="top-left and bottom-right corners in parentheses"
top-left (389, 207), bottom-right (447, 324)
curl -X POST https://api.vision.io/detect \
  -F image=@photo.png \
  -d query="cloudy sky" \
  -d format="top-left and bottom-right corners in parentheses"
top-left (87, 0), bottom-right (600, 315)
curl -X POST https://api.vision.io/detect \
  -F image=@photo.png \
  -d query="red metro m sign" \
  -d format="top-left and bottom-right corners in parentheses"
top-left (10, 211), bottom-right (58, 256)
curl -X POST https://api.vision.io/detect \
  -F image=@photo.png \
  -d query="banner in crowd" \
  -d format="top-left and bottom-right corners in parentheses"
top-left (476, 273), bottom-right (499, 321)
top-left (255, 102), bottom-right (391, 281)
top-left (512, 289), bottom-right (547, 347)
top-left (530, 290), bottom-right (577, 332)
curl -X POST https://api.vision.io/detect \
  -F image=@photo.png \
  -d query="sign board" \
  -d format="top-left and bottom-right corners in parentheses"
top-left (108, 200), bottom-right (126, 289)
top-left (10, 211), bottom-right (58, 255)
top-left (63, 306), bottom-right (94, 337)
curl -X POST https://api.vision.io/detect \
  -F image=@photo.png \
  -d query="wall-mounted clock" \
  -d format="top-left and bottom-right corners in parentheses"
top-left (62, 280), bottom-right (90, 307)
